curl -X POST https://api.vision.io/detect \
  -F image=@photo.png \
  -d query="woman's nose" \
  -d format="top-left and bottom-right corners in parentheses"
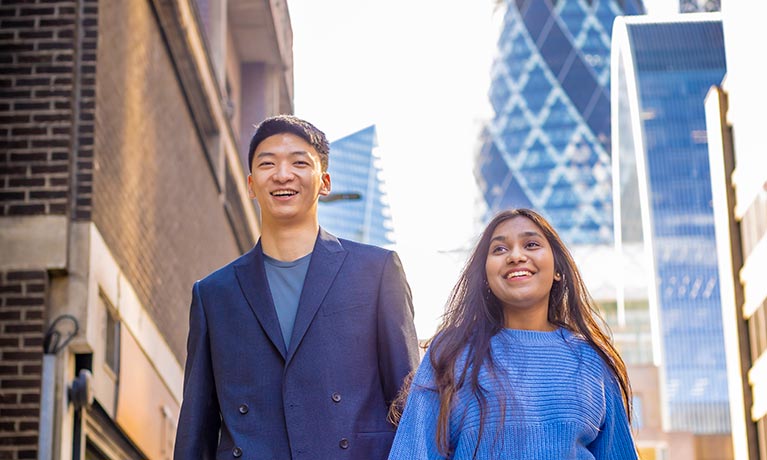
top-left (506, 248), bottom-right (527, 263)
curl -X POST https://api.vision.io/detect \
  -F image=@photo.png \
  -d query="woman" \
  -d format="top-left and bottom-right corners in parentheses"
top-left (389, 209), bottom-right (637, 459)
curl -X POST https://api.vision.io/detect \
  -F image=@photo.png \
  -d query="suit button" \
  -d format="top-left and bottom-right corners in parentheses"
top-left (339, 438), bottom-right (349, 449)
top-left (331, 392), bottom-right (341, 403)
top-left (232, 446), bottom-right (242, 457)
top-left (238, 403), bottom-right (249, 414)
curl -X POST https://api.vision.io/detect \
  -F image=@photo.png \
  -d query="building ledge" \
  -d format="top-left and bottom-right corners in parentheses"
top-left (0, 215), bottom-right (68, 270)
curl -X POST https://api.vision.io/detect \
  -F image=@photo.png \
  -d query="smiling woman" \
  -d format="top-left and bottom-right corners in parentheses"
top-left (388, 208), bottom-right (638, 460)
top-left (485, 217), bottom-right (562, 330)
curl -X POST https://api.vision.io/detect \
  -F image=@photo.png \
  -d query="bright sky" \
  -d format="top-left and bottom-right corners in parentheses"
top-left (289, 1), bottom-right (502, 338)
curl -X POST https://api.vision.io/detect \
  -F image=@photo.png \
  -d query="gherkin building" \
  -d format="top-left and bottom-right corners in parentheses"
top-left (477, 0), bottom-right (644, 244)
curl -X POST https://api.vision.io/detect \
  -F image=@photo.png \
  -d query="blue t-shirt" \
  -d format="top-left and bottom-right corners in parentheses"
top-left (263, 252), bottom-right (312, 348)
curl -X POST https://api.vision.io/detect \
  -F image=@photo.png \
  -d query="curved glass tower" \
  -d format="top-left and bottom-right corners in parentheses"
top-left (477, 0), bottom-right (644, 244)
top-left (612, 15), bottom-right (729, 434)
top-left (319, 125), bottom-right (395, 247)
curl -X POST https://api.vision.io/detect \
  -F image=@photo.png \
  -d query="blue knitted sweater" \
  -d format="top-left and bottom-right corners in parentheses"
top-left (389, 328), bottom-right (637, 460)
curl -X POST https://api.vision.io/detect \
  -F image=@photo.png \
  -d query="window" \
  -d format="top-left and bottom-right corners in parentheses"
top-left (99, 292), bottom-right (120, 375)
top-left (632, 394), bottom-right (644, 429)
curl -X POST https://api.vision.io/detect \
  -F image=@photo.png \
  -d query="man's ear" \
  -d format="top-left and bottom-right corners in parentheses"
top-left (247, 175), bottom-right (257, 199)
top-left (319, 172), bottom-right (331, 196)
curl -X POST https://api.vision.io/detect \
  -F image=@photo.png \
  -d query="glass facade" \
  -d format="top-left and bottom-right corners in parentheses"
top-left (318, 125), bottom-right (395, 247)
top-left (680, 0), bottom-right (721, 13)
top-left (613, 17), bottom-right (729, 434)
top-left (477, 0), bottom-right (644, 245)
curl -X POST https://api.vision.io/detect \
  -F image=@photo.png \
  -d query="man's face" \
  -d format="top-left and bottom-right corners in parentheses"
top-left (247, 132), bottom-right (331, 225)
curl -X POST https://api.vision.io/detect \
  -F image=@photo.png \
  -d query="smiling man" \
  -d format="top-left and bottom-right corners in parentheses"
top-left (174, 115), bottom-right (420, 460)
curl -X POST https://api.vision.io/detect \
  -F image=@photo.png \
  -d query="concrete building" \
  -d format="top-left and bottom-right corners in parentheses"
top-left (0, 0), bottom-right (292, 458)
top-left (705, 1), bottom-right (767, 458)
top-left (318, 125), bottom-right (395, 247)
top-left (611, 12), bottom-right (732, 459)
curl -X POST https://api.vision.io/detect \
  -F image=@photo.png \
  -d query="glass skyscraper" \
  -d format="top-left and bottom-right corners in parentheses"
top-left (680, 0), bottom-right (721, 13)
top-left (476, 0), bottom-right (644, 245)
top-left (318, 125), bottom-right (395, 247)
top-left (612, 14), bottom-right (729, 434)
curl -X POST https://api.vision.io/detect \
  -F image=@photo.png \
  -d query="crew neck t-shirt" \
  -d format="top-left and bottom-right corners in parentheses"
top-left (263, 252), bottom-right (312, 348)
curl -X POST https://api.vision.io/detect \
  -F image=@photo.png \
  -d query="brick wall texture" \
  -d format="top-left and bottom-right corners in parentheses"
top-left (0, 270), bottom-right (46, 460)
top-left (0, 0), bottom-right (97, 220)
top-left (92, 0), bottom-right (241, 360)
top-left (2, 0), bottom-right (252, 452)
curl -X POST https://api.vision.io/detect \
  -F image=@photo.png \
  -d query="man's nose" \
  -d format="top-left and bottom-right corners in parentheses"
top-left (273, 163), bottom-right (293, 181)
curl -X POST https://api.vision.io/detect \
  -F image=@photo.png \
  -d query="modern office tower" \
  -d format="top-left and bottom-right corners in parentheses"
top-left (319, 125), bottom-right (395, 247)
top-left (612, 12), bottom-right (730, 451)
top-left (476, 0), bottom-right (644, 245)
top-left (680, 0), bottom-right (721, 13)
top-left (706, 2), bottom-right (767, 458)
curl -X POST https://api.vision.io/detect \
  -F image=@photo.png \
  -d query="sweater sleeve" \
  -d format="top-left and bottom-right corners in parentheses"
top-left (587, 371), bottom-right (638, 460)
top-left (388, 351), bottom-right (449, 460)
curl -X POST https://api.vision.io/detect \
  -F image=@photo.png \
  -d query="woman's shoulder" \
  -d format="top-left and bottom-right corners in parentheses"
top-left (413, 333), bottom-right (475, 386)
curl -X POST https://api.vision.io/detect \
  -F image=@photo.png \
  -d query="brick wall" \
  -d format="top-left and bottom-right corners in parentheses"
top-left (73, 0), bottom-right (98, 220)
top-left (0, 0), bottom-right (96, 220)
top-left (0, 270), bottom-right (46, 460)
top-left (92, 0), bottom-right (242, 360)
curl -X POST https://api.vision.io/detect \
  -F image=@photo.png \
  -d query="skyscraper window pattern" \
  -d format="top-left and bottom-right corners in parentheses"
top-left (612, 16), bottom-right (729, 434)
top-left (319, 125), bottom-right (395, 247)
top-left (477, 0), bottom-right (644, 244)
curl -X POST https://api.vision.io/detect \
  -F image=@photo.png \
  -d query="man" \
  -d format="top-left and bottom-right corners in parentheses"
top-left (174, 115), bottom-right (420, 460)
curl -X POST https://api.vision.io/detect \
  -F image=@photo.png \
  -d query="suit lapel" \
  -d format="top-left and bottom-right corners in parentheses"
top-left (285, 229), bottom-right (347, 366)
top-left (234, 242), bottom-right (287, 359)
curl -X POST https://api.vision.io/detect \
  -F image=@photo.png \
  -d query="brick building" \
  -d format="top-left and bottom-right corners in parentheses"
top-left (0, 0), bottom-right (293, 458)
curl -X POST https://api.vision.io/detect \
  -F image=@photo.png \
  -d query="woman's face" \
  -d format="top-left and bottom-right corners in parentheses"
top-left (484, 216), bottom-right (559, 329)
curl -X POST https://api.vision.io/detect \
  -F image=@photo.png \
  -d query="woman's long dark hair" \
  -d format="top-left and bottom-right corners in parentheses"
top-left (390, 209), bottom-right (632, 457)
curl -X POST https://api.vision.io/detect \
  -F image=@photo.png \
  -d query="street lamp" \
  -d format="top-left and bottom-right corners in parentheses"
top-left (319, 192), bottom-right (362, 203)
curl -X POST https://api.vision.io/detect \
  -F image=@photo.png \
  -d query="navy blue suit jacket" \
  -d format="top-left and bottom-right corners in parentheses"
top-left (174, 229), bottom-right (420, 460)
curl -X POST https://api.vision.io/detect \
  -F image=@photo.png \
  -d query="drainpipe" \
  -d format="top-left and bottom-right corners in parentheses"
top-left (38, 315), bottom-right (79, 460)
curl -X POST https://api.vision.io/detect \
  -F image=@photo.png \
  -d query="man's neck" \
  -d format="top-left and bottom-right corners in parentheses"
top-left (260, 218), bottom-right (319, 262)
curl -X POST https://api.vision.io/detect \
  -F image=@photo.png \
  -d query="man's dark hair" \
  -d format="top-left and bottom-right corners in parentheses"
top-left (247, 115), bottom-right (330, 173)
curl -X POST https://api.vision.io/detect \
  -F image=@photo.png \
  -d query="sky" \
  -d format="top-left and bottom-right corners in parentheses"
top-left (288, 1), bottom-right (502, 338)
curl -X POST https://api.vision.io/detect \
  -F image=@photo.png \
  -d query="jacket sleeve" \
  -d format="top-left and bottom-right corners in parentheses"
top-left (174, 281), bottom-right (220, 460)
top-left (588, 372), bottom-right (638, 460)
top-left (377, 251), bottom-right (420, 406)
top-left (388, 351), bottom-right (446, 460)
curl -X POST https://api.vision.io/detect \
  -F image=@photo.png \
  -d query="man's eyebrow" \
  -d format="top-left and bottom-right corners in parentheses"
top-left (255, 150), bottom-right (311, 158)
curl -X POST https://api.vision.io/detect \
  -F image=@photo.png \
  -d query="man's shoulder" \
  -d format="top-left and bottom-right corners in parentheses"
top-left (196, 247), bottom-right (258, 289)
top-left (335, 237), bottom-right (392, 259)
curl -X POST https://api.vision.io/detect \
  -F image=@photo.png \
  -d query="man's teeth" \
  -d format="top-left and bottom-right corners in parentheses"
top-left (272, 190), bottom-right (297, 196)
top-left (505, 271), bottom-right (532, 279)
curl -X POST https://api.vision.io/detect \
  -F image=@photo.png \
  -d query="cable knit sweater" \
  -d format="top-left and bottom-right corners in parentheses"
top-left (389, 328), bottom-right (637, 460)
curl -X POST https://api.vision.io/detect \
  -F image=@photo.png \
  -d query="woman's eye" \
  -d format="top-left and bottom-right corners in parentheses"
top-left (491, 246), bottom-right (507, 254)
top-left (525, 241), bottom-right (541, 249)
